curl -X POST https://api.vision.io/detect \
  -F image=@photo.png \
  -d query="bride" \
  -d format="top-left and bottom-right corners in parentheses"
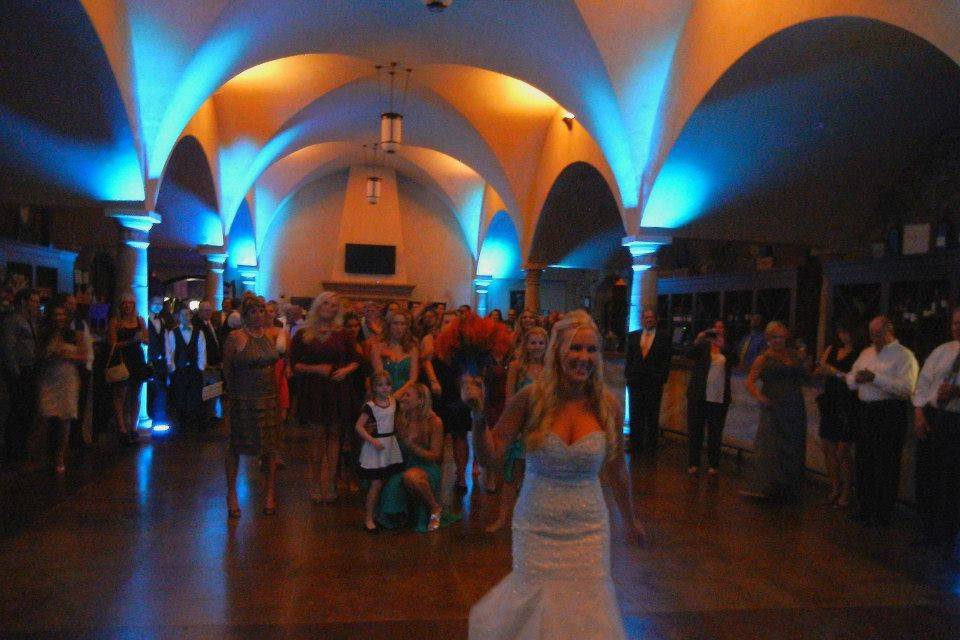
top-left (467, 310), bottom-right (644, 639)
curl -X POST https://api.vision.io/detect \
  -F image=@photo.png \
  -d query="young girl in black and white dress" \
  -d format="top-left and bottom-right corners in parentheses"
top-left (356, 371), bottom-right (404, 531)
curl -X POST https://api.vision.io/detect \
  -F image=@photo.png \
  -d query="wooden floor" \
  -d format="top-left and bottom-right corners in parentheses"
top-left (2, 430), bottom-right (959, 639)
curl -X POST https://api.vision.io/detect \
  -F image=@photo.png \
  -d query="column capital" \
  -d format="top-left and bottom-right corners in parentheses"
top-left (473, 274), bottom-right (493, 293)
top-left (109, 211), bottom-right (161, 249)
top-left (109, 210), bottom-right (162, 232)
top-left (622, 230), bottom-right (671, 261)
top-left (522, 261), bottom-right (547, 274)
top-left (198, 244), bottom-right (229, 269)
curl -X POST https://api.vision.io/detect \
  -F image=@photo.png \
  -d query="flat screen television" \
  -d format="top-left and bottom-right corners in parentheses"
top-left (345, 243), bottom-right (396, 275)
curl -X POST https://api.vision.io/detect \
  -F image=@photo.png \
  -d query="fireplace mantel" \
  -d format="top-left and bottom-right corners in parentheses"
top-left (321, 280), bottom-right (416, 302)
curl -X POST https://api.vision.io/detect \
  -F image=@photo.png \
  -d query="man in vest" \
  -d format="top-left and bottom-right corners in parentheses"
top-left (166, 308), bottom-right (206, 435)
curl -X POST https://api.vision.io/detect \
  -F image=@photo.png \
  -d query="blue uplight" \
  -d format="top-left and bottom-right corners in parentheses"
top-left (143, 19), bottom-right (253, 181)
top-left (477, 211), bottom-right (521, 278)
top-left (640, 162), bottom-right (711, 229)
top-left (227, 200), bottom-right (258, 268)
top-left (151, 423), bottom-right (171, 433)
top-left (0, 107), bottom-right (144, 202)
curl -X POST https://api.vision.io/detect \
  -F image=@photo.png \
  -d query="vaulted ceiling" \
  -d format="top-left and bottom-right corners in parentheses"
top-left (1, 1), bottom-right (959, 269)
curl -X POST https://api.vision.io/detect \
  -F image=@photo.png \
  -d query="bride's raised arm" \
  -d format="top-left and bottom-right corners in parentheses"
top-left (601, 393), bottom-right (646, 544)
top-left (467, 378), bottom-right (530, 468)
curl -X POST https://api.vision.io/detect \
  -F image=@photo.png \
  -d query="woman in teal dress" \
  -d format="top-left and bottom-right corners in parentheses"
top-left (487, 326), bottom-right (548, 532)
top-left (378, 383), bottom-right (458, 531)
top-left (371, 309), bottom-right (419, 396)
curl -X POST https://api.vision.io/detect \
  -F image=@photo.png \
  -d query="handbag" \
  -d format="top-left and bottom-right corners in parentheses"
top-left (105, 344), bottom-right (130, 383)
top-left (201, 380), bottom-right (223, 401)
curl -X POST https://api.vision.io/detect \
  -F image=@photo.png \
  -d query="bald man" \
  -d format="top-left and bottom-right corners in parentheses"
top-left (845, 316), bottom-right (918, 526)
top-left (913, 308), bottom-right (960, 550)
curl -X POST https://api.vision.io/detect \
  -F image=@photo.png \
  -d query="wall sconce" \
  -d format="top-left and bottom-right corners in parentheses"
top-left (561, 111), bottom-right (575, 130)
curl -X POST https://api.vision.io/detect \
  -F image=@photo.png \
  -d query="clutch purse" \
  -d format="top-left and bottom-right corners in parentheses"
top-left (105, 345), bottom-right (130, 383)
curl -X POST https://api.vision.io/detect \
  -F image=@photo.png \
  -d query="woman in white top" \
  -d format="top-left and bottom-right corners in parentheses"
top-left (684, 321), bottom-right (732, 475)
top-left (468, 311), bottom-right (643, 639)
top-left (39, 302), bottom-right (87, 473)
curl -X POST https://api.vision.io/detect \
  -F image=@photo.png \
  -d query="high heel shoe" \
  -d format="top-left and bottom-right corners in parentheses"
top-left (427, 509), bottom-right (442, 532)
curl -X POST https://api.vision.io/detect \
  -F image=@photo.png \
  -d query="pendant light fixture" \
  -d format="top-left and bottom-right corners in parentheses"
top-left (366, 175), bottom-right (382, 205)
top-left (364, 144), bottom-right (382, 205)
top-left (377, 62), bottom-right (411, 154)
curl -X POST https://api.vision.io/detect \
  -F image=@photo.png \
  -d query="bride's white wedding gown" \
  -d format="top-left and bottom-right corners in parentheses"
top-left (469, 430), bottom-right (626, 639)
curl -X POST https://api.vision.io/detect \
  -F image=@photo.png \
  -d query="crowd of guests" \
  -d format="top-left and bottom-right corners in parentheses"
top-left (214, 292), bottom-right (564, 530)
top-left (4, 283), bottom-right (960, 552)
top-left (625, 306), bottom-right (960, 553)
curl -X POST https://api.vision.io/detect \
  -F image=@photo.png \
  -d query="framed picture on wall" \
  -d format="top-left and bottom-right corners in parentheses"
top-left (902, 223), bottom-right (931, 255)
top-left (509, 290), bottom-right (525, 312)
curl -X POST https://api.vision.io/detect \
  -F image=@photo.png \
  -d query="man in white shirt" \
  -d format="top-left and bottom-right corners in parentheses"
top-left (913, 308), bottom-right (960, 550)
top-left (166, 308), bottom-right (207, 435)
top-left (194, 300), bottom-right (222, 432)
top-left (845, 316), bottom-right (919, 525)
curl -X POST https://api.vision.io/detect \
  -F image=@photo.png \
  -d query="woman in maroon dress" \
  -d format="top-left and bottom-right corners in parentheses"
top-left (290, 292), bottom-right (359, 503)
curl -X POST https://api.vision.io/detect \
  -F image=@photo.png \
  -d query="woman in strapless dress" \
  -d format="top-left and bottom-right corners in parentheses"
top-left (468, 310), bottom-right (644, 640)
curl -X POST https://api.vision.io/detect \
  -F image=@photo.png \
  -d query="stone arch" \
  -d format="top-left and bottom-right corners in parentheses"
top-left (0, 0), bottom-right (142, 203)
top-left (154, 135), bottom-right (223, 248)
top-left (528, 162), bottom-right (629, 271)
top-left (644, 3), bottom-right (960, 216)
top-left (641, 16), bottom-right (960, 250)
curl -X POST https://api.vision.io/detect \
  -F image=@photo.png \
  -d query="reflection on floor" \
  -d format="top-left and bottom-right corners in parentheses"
top-left (1, 430), bottom-right (959, 639)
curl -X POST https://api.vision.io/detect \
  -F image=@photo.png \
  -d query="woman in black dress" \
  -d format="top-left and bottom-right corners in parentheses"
top-left (108, 292), bottom-right (149, 445)
top-left (815, 323), bottom-right (858, 508)
top-left (433, 311), bottom-right (473, 492)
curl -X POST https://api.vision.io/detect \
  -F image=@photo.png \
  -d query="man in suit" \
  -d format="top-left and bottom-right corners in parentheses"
top-left (625, 308), bottom-right (673, 453)
top-left (1, 288), bottom-right (40, 469)
top-left (194, 300), bottom-right (222, 432)
top-left (146, 296), bottom-right (173, 426)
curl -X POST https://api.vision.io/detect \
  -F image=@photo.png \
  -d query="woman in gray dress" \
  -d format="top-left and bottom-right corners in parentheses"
top-left (742, 321), bottom-right (809, 499)
top-left (223, 297), bottom-right (280, 517)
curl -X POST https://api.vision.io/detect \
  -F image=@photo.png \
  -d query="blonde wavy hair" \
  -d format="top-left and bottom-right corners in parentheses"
top-left (516, 326), bottom-right (548, 377)
top-left (404, 382), bottom-right (434, 422)
top-left (523, 310), bottom-right (620, 460)
top-left (301, 291), bottom-right (342, 340)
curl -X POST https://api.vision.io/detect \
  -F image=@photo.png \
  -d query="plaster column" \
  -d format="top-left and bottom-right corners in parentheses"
top-left (199, 245), bottom-right (228, 309)
top-left (239, 266), bottom-right (258, 295)
top-left (523, 262), bottom-right (546, 313)
top-left (474, 275), bottom-right (493, 317)
top-left (110, 210), bottom-right (161, 430)
top-left (622, 232), bottom-right (671, 332)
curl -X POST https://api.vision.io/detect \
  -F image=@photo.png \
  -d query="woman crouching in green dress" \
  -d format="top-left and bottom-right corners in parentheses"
top-left (379, 383), bottom-right (458, 531)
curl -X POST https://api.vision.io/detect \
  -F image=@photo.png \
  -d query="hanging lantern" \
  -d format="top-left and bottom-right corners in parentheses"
top-left (376, 63), bottom-right (410, 154)
top-left (366, 175), bottom-right (382, 204)
top-left (379, 112), bottom-right (403, 154)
